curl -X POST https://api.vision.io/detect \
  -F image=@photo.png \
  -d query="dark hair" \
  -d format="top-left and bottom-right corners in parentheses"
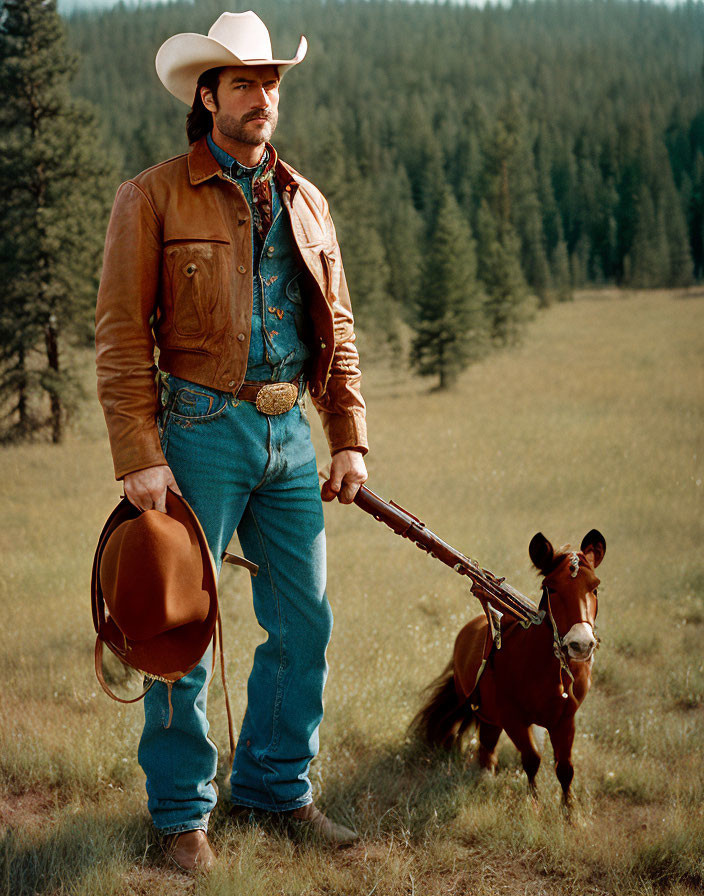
top-left (186, 67), bottom-right (224, 144)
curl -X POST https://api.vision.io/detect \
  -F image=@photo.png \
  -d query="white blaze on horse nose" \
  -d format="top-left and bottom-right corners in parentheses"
top-left (563, 623), bottom-right (596, 660)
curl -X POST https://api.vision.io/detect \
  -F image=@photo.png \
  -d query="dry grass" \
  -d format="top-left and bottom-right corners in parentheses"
top-left (1, 288), bottom-right (703, 894)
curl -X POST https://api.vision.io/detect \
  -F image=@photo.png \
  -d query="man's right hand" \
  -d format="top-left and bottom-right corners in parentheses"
top-left (123, 465), bottom-right (182, 513)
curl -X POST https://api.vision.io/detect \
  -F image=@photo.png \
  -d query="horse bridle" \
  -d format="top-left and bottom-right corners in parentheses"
top-left (540, 551), bottom-right (600, 700)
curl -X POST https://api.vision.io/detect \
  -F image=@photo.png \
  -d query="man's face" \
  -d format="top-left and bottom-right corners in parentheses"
top-left (201, 65), bottom-right (280, 147)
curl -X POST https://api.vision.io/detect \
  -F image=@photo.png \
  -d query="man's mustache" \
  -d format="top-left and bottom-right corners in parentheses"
top-left (243, 110), bottom-right (275, 123)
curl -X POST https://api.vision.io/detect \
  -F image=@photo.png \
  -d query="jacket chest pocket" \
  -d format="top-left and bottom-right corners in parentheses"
top-left (163, 241), bottom-right (232, 338)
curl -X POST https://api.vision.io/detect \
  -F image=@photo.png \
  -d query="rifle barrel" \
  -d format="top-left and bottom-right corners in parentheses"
top-left (353, 485), bottom-right (540, 624)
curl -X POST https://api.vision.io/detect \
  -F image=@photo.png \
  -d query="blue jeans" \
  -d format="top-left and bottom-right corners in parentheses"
top-left (137, 374), bottom-right (332, 833)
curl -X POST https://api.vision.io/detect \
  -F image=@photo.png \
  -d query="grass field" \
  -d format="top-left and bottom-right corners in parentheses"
top-left (1, 288), bottom-right (703, 895)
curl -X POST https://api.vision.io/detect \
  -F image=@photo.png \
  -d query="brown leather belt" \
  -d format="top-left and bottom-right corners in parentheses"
top-left (236, 378), bottom-right (300, 415)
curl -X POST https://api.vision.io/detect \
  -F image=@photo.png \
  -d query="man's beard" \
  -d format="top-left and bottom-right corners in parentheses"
top-left (215, 108), bottom-right (278, 146)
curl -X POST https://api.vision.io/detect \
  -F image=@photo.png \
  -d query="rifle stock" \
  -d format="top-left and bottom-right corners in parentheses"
top-left (353, 485), bottom-right (543, 626)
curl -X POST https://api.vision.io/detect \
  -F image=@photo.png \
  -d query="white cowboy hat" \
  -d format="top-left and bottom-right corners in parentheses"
top-left (156, 11), bottom-right (307, 106)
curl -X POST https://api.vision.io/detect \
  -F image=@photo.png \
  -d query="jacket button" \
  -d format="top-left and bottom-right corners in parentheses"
top-left (237, 265), bottom-right (247, 274)
top-left (228, 380), bottom-right (235, 387)
top-left (266, 246), bottom-right (275, 257)
top-left (320, 342), bottom-right (326, 350)
top-left (237, 332), bottom-right (245, 342)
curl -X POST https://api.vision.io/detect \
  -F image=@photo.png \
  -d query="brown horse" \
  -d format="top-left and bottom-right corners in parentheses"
top-left (412, 529), bottom-right (606, 806)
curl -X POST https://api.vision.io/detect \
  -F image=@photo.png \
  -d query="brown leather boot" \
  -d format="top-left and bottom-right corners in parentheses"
top-left (163, 829), bottom-right (216, 872)
top-left (288, 803), bottom-right (358, 845)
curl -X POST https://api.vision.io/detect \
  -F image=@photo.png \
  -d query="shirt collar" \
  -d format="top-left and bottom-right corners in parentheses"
top-left (206, 132), bottom-right (268, 180)
top-left (188, 136), bottom-right (298, 200)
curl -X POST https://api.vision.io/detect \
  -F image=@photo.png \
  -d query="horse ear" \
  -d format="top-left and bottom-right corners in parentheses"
top-left (581, 529), bottom-right (606, 568)
top-left (529, 532), bottom-right (554, 574)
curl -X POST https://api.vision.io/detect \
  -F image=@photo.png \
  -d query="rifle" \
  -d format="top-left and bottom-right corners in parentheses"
top-left (353, 485), bottom-right (544, 633)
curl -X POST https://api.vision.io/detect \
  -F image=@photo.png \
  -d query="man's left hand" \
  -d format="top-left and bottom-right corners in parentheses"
top-left (320, 450), bottom-right (368, 504)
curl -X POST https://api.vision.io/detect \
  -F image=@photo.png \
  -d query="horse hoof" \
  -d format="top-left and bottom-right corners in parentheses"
top-left (561, 801), bottom-right (575, 823)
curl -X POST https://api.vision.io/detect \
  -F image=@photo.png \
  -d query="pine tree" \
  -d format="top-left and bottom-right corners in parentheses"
top-left (475, 105), bottom-right (533, 341)
top-left (410, 190), bottom-right (485, 390)
top-left (626, 187), bottom-right (670, 288)
top-left (490, 99), bottom-right (548, 305)
top-left (476, 201), bottom-right (531, 346)
top-left (550, 235), bottom-right (573, 303)
top-left (569, 235), bottom-right (591, 289)
top-left (523, 210), bottom-right (552, 307)
top-left (690, 151), bottom-right (704, 279)
top-left (535, 127), bottom-right (562, 256)
top-left (333, 165), bottom-right (396, 348)
top-left (375, 165), bottom-right (423, 317)
top-left (662, 175), bottom-right (694, 286)
top-left (0, 0), bottom-right (114, 442)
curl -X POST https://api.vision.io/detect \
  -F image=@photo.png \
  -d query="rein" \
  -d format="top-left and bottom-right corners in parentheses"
top-left (542, 585), bottom-right (576, 700)
top-left (540, 569), bottom-right (600, 700)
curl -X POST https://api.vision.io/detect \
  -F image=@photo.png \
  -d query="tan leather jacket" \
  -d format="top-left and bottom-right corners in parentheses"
top-left (96, 137), bottom-right (367, 480)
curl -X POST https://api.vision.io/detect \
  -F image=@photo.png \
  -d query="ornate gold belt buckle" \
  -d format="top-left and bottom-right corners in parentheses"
top-left (255, 382), bottom-right (298, 415)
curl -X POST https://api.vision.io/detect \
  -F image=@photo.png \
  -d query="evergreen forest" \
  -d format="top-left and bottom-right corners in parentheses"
top-left (66, 0), bottom-right (704, 322)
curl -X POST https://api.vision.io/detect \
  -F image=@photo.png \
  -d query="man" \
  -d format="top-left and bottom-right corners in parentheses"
top-left (95, 10), bottom-right (368, 871)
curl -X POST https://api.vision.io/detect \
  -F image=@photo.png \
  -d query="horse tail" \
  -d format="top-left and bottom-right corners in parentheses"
top-left (410, 658), bottom-right (474, 751)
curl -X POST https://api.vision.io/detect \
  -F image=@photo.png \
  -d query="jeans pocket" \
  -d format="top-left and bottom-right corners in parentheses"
top-left (170, 382), bottom-right (228, 427)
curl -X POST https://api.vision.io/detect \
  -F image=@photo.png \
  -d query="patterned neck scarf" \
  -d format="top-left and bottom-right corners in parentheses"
top-left (250, 150), bottom-right (277, 242)
top-left (206, 134), bottom-right (278, 242)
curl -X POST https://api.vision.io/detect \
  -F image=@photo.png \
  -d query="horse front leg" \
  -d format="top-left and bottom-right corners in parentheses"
top-left (548, 717), bottom-right (576, 810)
top-left (477, 721), bottom-right (502, 775)
top-left (503, 721), bottom-right (541, 797)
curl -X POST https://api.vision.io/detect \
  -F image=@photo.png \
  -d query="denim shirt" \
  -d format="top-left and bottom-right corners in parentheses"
top-left (206, 134), bottom-right (310, 383)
